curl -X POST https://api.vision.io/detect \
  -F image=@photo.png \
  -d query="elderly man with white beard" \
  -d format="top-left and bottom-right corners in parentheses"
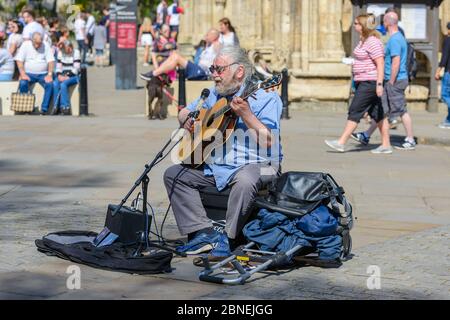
top-left (163, 45), bottom-right (283, 260)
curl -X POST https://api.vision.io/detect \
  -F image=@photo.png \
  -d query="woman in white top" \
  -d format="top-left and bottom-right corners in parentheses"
top-left (0, 36), bottom-right (15, 81)
top-left (138, 17), bottom-right (156, 66)
top-left (218, 18), bottom-right (239, 47)
top-left (7, 19), bottom-right (23, 57)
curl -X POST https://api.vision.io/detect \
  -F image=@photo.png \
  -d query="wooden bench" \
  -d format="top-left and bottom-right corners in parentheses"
top-left (0, 81), bottom-right (80, 116)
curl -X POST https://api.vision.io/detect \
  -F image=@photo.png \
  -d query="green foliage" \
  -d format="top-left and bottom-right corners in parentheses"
top-left (74, 0), bottom-right (109, 12)
top-left (0, 0), bottom-right (174, 22)
top-left (15, 0), bottom-right (28, 14)
top-left (138, 0), bottom-right (175, 23)
top-left (138, 0), bottom-right (157, 22)
top-left (0, 0), bottom-right (28, 18)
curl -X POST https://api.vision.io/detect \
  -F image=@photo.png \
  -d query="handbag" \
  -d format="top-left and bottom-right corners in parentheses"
top-left (10, 87), bottom-right (36, 113)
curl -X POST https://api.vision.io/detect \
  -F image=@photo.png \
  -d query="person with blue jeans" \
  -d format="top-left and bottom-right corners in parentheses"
top-left (436, 22), bottom-right (450, 129)
top-left (74, 13), bottom-right (88, 65)
top-left (53, 41), bottom-right (81, 115)
top-left (15, 32), bottom-right (55, 114)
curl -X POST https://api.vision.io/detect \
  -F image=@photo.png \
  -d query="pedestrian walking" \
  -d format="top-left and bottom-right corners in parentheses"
top-left (138, 17), bottom-right (156, 67)
top-left (435, 22), bottom-right (450, 129)
top-left (74, 13), bottom-right (88, 64)
top-left (325, 14), bottom-right (390, 153)
top-left (353, 11), bottom-right (417, 151)
top-left (93, 18), bottom-right (107, 67)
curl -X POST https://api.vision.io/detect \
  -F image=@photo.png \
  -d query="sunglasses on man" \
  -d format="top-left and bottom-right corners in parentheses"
top-left (209, 62), bottom-right (239, 74)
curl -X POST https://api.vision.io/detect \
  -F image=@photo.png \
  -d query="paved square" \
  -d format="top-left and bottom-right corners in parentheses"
top-left (0, 66), bottom-right (449, 299)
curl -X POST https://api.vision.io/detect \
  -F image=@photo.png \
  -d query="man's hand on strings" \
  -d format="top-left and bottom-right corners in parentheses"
top-left (230, 96), bottom-right (251, 118)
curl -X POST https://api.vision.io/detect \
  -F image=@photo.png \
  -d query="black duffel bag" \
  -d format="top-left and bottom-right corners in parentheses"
top-left (254, 171), bottom-right (353, 229)
top-left (35, 231), bottom-right (173, 275)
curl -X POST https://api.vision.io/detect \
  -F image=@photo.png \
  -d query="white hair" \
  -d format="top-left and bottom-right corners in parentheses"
top-left (216, 45), bottom-right (254, 84)
top-left (32, 32), bottom-right (43, 41)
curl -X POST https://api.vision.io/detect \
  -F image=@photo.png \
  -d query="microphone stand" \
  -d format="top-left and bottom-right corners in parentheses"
top-left (114, 88), bottom-right (210, 257)
top-left (113, 115), bottom-right (194, 258)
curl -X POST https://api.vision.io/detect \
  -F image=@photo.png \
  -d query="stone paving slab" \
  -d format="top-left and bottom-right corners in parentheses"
top-left (200, 225), bottom-right (450, 300)
top-left (1, 225), bottom-right (447, 300)
top-left (0, 65), bottom-right (449, 299)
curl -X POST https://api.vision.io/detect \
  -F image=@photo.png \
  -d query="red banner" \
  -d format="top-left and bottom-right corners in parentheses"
top-left (117, 22), bottom-right (136, 49)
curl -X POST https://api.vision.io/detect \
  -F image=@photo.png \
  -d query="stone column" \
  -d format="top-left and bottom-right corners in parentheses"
top-left (440, 0), bottom-right (450, 35)
top-left (428, 6), bottom-right (441, 112)
top-left (234, 0), bottom-right (259, 49)
top-left (291, 0), bottom-right (302, 69)
top-left (260, 0), bottom-right (275, 47)
top-left (300, 0), bottom-right (311, 71)
top-left (214, 0), bottom-right (227, 23)
top-left (272, 0), bottom-right (291, 69)
top-left (178, 0), bottom-right (194, 44)
top-left (317, 0), bottom-right (345, 61)
top-left (192, 0), bottom-right (213, 44)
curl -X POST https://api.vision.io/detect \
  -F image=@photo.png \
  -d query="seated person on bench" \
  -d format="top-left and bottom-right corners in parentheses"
top-left (163, 45), bottom-right (283, 259)
top-left (15, 32), bottom-right (55, 114)
top-left (52, 40), bottom-right (81, 115)
top-left (139, 28), bottom-right (220, 81)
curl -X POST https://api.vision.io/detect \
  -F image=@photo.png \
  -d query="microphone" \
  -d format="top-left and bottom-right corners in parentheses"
top-left (187, 88), bottom-right (210, 119)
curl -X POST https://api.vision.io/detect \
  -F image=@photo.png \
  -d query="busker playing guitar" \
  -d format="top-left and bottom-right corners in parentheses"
top-left (164, 46), bottom-right (283, 260)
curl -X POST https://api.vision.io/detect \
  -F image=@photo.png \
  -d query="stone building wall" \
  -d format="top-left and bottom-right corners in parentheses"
top-left (178, 0), bottom-right (450, 106)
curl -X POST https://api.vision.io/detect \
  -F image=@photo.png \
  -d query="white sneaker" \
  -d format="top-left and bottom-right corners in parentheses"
top-left (185, 244), bottom-right (213, 255)
top-left (394, 139), bottom-right (416, 150)
top-left (143, 63), bottom-right (150, 67)
top-left (371, 145), bottom-right (393, 154)
top-left (325, 140), bottom-right (345, 152)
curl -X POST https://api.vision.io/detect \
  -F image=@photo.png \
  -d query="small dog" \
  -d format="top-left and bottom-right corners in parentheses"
top-left (146, 74), bottom-right (172, 120)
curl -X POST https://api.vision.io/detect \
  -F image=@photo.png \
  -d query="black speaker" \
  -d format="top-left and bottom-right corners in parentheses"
top-left (105, 204), bottom-right (150, 244)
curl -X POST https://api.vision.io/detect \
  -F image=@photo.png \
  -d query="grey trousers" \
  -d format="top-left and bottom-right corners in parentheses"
top-left (163, 163), bottom-right (278, 239)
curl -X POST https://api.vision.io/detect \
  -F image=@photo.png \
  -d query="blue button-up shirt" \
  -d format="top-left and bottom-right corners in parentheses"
top-left (186, 84), bottom-right (283, 191)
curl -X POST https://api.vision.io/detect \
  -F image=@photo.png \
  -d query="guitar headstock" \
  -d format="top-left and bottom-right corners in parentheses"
top-left (241, 73), bottom-right (283, 100)
top-left (260, 73), bottom-right (283, 93)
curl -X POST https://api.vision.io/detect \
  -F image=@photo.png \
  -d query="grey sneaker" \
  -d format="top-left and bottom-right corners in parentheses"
top-left (438, 121), bottom-right (450, 129)
top-left (325, 140), bottom-right (345, 152)
top-left (394, 139), bottom-right (416, 150)
top-left (371, 145), bottom-right (393, 154)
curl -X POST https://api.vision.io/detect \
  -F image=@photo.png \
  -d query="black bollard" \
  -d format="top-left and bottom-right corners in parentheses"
top-left (79, 66), bottom-right (89, 116)
top-left (178, 68), bottom-right (186, 111)
top-left (281, 68), bottom-right (290, 120)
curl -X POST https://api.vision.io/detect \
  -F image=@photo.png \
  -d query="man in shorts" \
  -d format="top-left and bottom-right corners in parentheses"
top-left (381, 12), bottom-right (416, 150)
top-left (139, 28), bottom-right (220, 81)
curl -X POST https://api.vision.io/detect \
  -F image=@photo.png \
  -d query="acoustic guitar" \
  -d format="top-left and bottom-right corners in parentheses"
top-left (177, 74), bottom-right (283, 167)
